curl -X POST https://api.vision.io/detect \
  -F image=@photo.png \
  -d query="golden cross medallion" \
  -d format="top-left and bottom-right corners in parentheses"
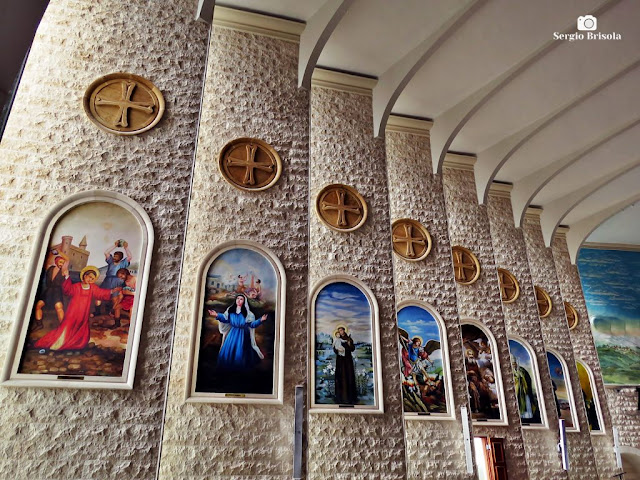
top-left (451, 246), bottom-right (481, 285)
top-left (497, 268), bottom-right (520, 303)
top-left (84, 73), bottom-right (164, 135)
top-left (218, 138), bottom-right (282, 191)
top-left (534, 286), bottom-right (552, 318)
top-left (316, 184), bottom-right (367, 232)
top-left (391, 219), bottom-right (432, 261)
top-left (564, 301), bottom-right (579, 330)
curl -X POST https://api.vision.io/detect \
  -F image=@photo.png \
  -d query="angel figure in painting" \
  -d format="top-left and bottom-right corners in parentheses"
top-left (408, 337), bottom-right (436, 379)
top-left (333, 325), bottom-right (358, 405)
top-left (208, 294), bottom-right (268, 370)
top-left (35, 266), bottom-right (116, 351)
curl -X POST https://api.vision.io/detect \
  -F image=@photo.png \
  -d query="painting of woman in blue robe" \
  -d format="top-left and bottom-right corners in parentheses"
top-left (208, 294), bottom-right (269, 370)
top-left (194, 247), bottom-right (279, 396)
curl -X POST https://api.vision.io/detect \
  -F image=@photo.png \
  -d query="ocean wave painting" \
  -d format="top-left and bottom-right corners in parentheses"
top-left (577, 248), bottom-right (640, 385)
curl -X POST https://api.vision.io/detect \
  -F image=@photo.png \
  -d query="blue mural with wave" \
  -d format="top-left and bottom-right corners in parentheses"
top-left (578, 248), bottom-right (640, 385)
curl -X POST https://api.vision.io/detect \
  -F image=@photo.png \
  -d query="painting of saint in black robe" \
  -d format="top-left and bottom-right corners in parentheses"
top-left (314, 281), bottom-right (376, 407)
top-left (333, 326), bottom-right (357, 404)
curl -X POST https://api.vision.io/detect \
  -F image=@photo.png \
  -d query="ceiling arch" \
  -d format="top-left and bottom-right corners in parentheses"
top-left (475, 62), bottom-right (639, 204)
top-left (214, 0), bottom-right (640, 257)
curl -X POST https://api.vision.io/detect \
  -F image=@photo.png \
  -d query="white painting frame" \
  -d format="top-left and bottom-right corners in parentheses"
top-left (185, 240), bottom-right (286, 405)
top-left (309, 275), bottom-right (384, 414)
top-left (575, 359), bottom-right (606, 435)
top-left (2, 190), bottom-right (154, 390)
top-left (460, 319), bottom-right (509, 427)
top-left (507, 335), bottom-right (549, 430)
top-left (398, 300), bottom-right (455, 421)
top-left (547, 348), bottom-right (580, 433)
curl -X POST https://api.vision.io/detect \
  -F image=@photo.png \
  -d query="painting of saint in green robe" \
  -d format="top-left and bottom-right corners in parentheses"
top-left (509, 339), bottom-right (542, 425)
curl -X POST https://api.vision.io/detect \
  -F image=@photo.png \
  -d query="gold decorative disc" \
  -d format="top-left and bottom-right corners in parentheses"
top-left (451, 246), bottom-right (481, 285)
top-left (315, 184), bottom-right (367, 232)
top-left (497, 268), bottom-right (520, 303)
top-left (84, 73), bottom-right (165, 135)
top-left (564, 301), bottom-right (579, 330)
top-left (218, 138), bottom-right (282, 191)
top-left (391, 219), bottom-right (432, 261)
top-left (534, 286), bottom-right (552, 318)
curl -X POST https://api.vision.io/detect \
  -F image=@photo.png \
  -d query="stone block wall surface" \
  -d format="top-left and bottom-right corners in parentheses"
top-left (441, 167), bottom-right (529, 479)
top-left (522, 216), bottom-right (599, 479)
top-left (0, 0), bottom-right (208, 478)
top-left (606, 388), bottom-right (640, 449)
top-left (486, 195), bottom-right (566, 480)
top-left (307, 86), bottom-right (406, 479)
top-left (385, 130), bottom-right (473, 480)
top-left (156, 27), bottom-right (309, 479)
top-left (551, 236), bottom-right (618, 479)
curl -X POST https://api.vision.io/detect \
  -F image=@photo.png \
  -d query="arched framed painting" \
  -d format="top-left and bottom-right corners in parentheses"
top-left (460, 320), bottom-right (507, 425)
top-left (2, 191), bottom-right (154, 389)
top-left (576, 359), bottom-right (604, 434)
top-left (309, 276), bottom-right (383, 414)
top-left (546, 349), bottom-right (579, 432)
top-left (186, 241), bottom-right (286, 404)
top-left (508, 337), bottom-right (547, 428)
top-left (397, 301), bottom-right (454, 419)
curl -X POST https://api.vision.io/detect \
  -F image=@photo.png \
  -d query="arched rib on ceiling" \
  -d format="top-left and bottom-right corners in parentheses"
top-left (428, 0), bottom-right (621, 174)
top-left (298, 0), bottom-right (354, 89)
top-left (566, 194), bottom-right (640, 263)
top-left (510, 117), bottom-right (640, 227)
top-left (540, 161), bottom-right (640, 247)
top-left (371, 0), bottom-right (484, 138)
top-left (474, 60), bottom-right (640, 205)
top-left (216, 0), bottom-right (640, 246)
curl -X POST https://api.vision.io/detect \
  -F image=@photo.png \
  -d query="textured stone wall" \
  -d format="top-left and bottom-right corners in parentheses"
top-left (521, 216), bottom-right (599, 479)
top-left (0, 0), bottom-right (208, 478)
top-left (156, 26), bottom-right (309, 479)
top-left (307, 86), bottom-right (406, 479)
top-left (551, 235), bottom-right (618, 478)
top-left (441, 167), bottom-right (529, 478)
top-left (0, 2), bottom-right (624, 478)
top-left (385, 129), bottom-right (473, 479)
top-left (606, 387), bottom-right (640, 450)
top-left (486, 194), bottom-right (567, 480)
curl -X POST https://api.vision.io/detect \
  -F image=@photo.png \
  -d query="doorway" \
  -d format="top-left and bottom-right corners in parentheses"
top-left (474, 437), bottom-right (508, 480)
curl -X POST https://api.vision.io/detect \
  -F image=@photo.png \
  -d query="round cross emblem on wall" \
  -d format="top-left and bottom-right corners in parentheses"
top-left (564, 301), bottom-right (579, 330)
top-left (315, 184), bottom-right (368, 232)
top-left (534, 286), bottom-right (553, 318)
top-left (83, 73), bottom-right (165, 135)
top-left (497, 268), bottom-right (520, 303)
top-left (218, 138), bottom-right (282, 191)
top-left (391, 219), bottom-right (432, 261)
top-left (451, 246), bottom-right (481, 285)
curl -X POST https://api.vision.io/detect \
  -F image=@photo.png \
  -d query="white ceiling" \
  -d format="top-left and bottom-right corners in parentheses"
top-left (587, 202), bottom-right (640, 244)
top-left (318, 0), bottom-right (470, 76)
top-left (215, 0), bottom-right (640, 257)
top-left (217, 0), bottom-right (325, 20)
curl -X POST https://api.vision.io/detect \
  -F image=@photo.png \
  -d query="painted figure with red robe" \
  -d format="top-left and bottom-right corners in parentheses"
top-left (35, 266), bottom-right (114, 351)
